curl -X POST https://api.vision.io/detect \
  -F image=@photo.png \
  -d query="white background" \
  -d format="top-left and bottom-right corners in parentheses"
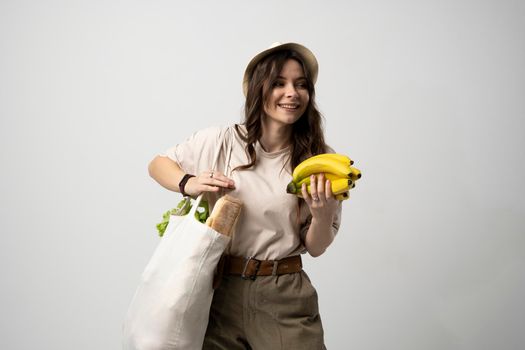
top-left (1, 0), bottom-right (524, 349)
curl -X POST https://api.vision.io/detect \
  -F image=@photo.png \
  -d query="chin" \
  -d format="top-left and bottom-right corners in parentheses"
top-left (264, 108), bottom-right (305, 126)
top-left (279, 116), bottom-right (301, 125)
top-left (280, 111), bottom-right (305, 123)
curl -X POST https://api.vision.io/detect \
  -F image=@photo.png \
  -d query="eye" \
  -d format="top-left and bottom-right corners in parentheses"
top-left (272, 81), bottom-right (285, 88)
top-left (295, 80), bottom-right (308, 89)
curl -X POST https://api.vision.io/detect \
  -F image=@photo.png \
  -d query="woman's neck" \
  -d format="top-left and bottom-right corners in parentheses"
top-left (259, 119), bottom-right (292, 153)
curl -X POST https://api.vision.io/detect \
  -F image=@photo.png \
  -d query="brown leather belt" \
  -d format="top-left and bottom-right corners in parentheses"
top-left (215, 255), bottom-right (302, 283)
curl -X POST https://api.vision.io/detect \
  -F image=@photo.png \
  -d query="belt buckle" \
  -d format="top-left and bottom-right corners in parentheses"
top-left (241, 256), bottom-right (260, 280)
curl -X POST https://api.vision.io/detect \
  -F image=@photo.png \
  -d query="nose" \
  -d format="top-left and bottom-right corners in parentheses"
top-left (285, 83), bottom-right (299, 98)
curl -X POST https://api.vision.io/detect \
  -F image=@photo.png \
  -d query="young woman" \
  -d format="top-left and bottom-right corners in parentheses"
top-left (148, 42), bottom-right (342, 349)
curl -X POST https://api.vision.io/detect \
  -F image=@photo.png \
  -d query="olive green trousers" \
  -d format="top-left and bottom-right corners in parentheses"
top-left (202, 270), bottom-right (326, 350)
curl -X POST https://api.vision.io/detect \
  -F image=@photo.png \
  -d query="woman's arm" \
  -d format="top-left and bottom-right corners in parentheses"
top-left (148, 155), bottom-right (186, 192)
top-left (300, 173), bottom-right (341, 257)
top-left (303, 217), bottom-right (336, 257)
top-left (148, 156), bottom-right (235, 197)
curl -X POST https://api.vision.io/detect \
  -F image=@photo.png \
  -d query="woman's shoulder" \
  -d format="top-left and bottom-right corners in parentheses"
top-left (198, 124), bottom-right (243, 135)
top-left (185, 124), bottom-right (247, 150)
top-left (190, 123), bottom-right (248, 148)
top-left (186, 124), bottom-right (234, 142)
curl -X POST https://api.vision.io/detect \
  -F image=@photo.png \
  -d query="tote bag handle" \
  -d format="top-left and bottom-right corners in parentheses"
top-left (191, 125), bottom-right (234, 209)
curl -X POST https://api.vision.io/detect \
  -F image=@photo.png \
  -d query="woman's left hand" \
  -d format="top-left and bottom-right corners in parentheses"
top-left (301, 173), bottom-right (340, 223)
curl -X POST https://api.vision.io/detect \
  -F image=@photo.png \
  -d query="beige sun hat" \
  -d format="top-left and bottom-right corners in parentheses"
top-left (242, 42), bottom-right (319, 96)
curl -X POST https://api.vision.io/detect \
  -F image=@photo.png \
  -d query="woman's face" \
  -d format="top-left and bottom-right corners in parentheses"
top-left (263, 58), bottom-right (310, 127)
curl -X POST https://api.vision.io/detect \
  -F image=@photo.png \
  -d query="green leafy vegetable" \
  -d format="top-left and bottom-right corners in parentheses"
top-left (195, 199), bottom-right (209, 224)
top-left (156, 197), bottom-right (209, 237)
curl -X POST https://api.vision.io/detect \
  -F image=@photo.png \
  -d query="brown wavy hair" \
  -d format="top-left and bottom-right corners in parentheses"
top-left (233, 49), bottom-right (329, 174)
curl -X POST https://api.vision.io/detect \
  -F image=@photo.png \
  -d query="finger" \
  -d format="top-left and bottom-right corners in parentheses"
top-left (317, 173), bottom-right (326, 202)
top-left (199, 171), bottom-right (231, 188)
top-left (201, 185), bottom-right (221, 193)
top-left (208, 177), bottom-right (235, 189)
top-left (325, 178), bottom-right (333, 199)
top-left (301, 183), bottom-right (312, 205)
top-left (216, 174), bottom-right (235, 188)
top-left (309, 174), bottom-right (319, 202)
top-left (211, 171), bottom-right (235, 188)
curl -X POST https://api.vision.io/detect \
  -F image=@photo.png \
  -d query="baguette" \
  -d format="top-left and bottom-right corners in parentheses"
top-left (205, 194), bottom-right (243, 237)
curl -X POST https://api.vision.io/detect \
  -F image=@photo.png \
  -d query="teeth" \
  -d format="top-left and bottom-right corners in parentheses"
top-left (279, 104), bottom-right (298, 109)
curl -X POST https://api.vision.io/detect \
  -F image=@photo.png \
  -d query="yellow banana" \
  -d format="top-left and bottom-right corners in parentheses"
top-left (307, 153), bottom-right (354, 166)
top-left (306, 178), bottom-right (351, 195)
top-left (335, 191), bottom-right (349, 201)
top-left (287, 173), bottom-right (351, 194)
top-left (297, 172), bottom-right (351, 187)
top-left (349, 166), bottom-right (362, 181)
top-left (292, 154), bottom-right (351, 183)
top-left (296, 188), bottom-right (350, 200)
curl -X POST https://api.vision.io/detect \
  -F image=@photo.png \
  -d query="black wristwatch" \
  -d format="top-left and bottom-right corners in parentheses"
top-left (178, 174), bottom-right (195, 197)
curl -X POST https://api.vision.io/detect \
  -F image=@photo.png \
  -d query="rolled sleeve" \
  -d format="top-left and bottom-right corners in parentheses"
top-left (157, 126), bottom-right (225, 175)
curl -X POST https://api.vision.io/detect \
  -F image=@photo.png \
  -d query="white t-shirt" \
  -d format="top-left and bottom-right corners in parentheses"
top-left (159, 124), bottom-right (342, 260)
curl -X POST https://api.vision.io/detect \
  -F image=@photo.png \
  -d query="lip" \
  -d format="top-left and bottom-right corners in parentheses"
top-left (278, 103), bottom-right (300, 111)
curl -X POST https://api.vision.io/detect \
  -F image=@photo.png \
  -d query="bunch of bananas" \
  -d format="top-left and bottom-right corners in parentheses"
top-left (286, 153), bottom-right (361, 201)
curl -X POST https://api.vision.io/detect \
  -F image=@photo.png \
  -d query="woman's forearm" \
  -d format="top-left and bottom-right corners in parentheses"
top-left (304, 216), bottom-right (335, 257)
top-left (148, 156), bottom-right (186, 192)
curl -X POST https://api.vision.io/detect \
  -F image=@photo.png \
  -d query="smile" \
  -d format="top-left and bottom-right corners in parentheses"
top-left (278, 103), bottom-right (299, 110)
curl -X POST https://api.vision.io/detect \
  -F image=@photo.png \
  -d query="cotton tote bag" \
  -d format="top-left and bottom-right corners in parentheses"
top-left (123, 127), bottom-right (234, 350)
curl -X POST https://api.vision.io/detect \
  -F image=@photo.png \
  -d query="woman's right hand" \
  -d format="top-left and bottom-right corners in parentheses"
top-left (184, 170), bottom-right (235, 197)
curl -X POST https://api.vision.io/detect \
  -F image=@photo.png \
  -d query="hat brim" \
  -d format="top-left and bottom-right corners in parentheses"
top-left (242, 42), bottom-right (319, 97)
